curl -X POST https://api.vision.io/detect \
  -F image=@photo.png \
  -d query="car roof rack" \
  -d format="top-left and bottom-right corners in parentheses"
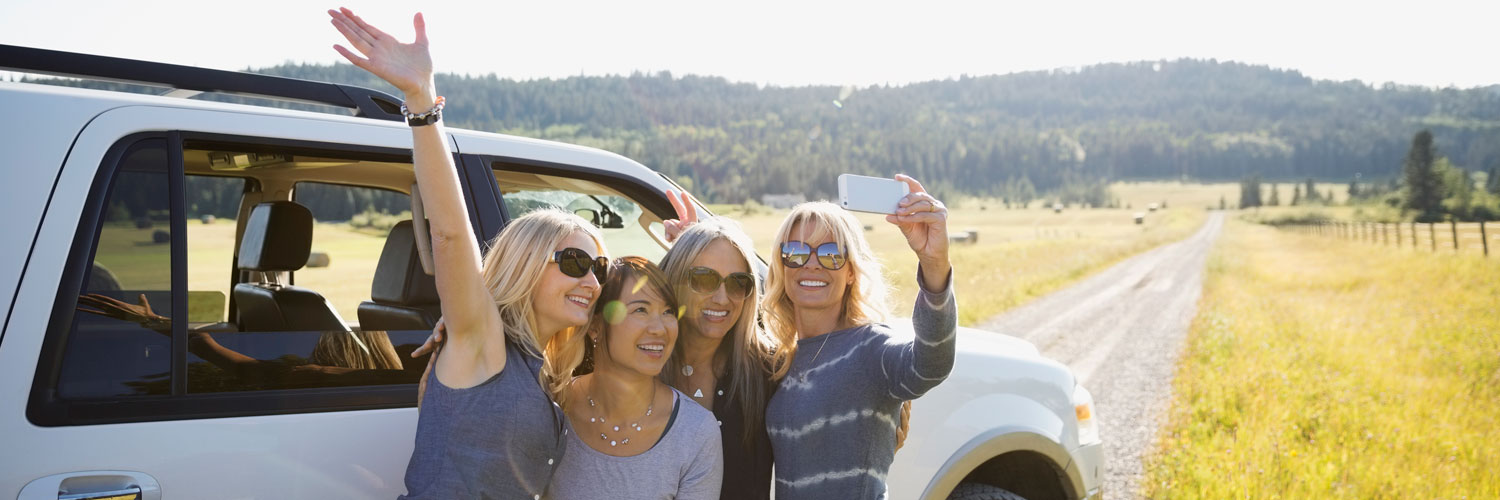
top-left (0, 44), bottom-right (404, 122)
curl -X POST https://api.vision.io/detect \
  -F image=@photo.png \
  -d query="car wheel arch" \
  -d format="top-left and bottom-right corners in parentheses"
top-left (919, 428), bottom-right (1081, 500)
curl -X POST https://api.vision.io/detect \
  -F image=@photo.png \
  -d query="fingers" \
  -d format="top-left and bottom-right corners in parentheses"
top-left (328, 11), bottom-right (377, 53)
top-left (886, 211), bottom-right (946, 225)
top-left (331, 45), bottom-right (374, 71)
top-left (678, 191), bottom-right (699, 223)
top-left (668, 189), bottom-right (688, 219)
top-left (340, 7), bottom-right (392, 42)
top-left (413, 12), bottom-right (428, 45)
top-left (894, 174), bottom-right (928, 195)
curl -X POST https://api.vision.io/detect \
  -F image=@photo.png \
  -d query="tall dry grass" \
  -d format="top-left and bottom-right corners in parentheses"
top-left (1145, 218), bottom-right (1500, 498)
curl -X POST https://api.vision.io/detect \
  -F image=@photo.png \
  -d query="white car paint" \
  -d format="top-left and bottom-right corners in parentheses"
top-left (0, 79), bottom-right (1103, 499)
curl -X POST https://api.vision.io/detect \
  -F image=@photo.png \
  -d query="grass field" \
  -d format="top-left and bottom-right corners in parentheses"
top-left (717, 182), bottom-right (1221, 325)
top-left (177, 220), bottom-right (387, 323)
top-left (104, 181), bottom-right (1233, 328)
top-left (1143, 218), bottom-right (1500, 498)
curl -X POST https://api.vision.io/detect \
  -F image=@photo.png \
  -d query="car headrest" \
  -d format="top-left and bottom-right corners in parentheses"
top-left (371, 220), bottom-right (439, 306)
top-left (237, 202), bottom-right (313, 272)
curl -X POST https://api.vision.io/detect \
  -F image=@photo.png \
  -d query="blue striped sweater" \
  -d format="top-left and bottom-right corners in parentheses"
top-left (765, 271), bottom-right (957, 499)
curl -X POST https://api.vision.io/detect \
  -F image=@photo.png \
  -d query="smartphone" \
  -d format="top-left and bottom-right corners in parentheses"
top-left (838, 174), bottom-right (911, 215)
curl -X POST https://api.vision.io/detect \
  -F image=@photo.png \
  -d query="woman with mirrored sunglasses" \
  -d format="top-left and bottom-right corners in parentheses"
top-left (658, 202), bottom-right (782, 500)
top-left (762, 175), bottom-right (957, 500)
top-left (326, 9), bottom-right (606, 498)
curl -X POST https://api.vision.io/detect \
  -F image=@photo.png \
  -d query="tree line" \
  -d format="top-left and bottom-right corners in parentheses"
top-left (23, 58), bottom-right (1500, 205)
top-left (1238, 129), bottom-right (1500, 221)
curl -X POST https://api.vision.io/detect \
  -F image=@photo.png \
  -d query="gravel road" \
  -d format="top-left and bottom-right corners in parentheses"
top-left (977, 212), bottom-right (1225, 499)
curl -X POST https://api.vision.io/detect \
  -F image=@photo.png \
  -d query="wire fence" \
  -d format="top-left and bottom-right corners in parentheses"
top-left (1279, 220), bottom-right (1493, 257)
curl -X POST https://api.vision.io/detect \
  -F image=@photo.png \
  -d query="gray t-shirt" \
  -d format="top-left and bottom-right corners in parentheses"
top-left (547, 388), bottom-right (724, 500)
top-left (400, 342), bottom-right (565, 500)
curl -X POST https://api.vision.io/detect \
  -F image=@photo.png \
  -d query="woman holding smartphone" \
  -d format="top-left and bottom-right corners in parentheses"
top-left (763, 175), bottom-right (957, 499)
top-left (659, 204), bottom-right (780, 500)
top-left (547, 256), bottom-right (724, 499)
top-left (327, 9), bottom-right (607, 498)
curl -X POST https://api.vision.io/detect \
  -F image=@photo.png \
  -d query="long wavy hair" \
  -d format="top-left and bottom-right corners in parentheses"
top-left (763, 202), bottom-right (890, 378)
top-left (658, 217), bottom-right (778, 445)
top-left (761, 201), bottom-right (914, 448)
top-left (476, 208), bottom-right (604, 402)
top-left (546, 256), bottom-right (678, 411)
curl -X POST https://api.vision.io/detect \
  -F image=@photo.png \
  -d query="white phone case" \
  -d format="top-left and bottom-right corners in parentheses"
top-left (838, 174), bottom-right (910, 214)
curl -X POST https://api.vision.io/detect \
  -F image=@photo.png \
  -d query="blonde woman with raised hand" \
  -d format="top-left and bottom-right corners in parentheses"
top-left (658, 206), bottom-right (779, 500)
top-left (762, 175), bottom-right (957, 500)
top-left (327, 9), bottom-right (607, 498)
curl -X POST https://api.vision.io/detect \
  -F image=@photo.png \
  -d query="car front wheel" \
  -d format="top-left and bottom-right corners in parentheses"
top-left (947, 482), bottom-right (1029, 500)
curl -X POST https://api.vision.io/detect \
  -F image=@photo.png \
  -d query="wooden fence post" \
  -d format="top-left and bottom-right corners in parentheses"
top-left (1451, 220), bottom-right (1459, 251)
top-left (1482, 220), bottom-right (1489, 257)
top-left (1411, 222), bottom-right (1418, 250)
top-left (1429, 222), bottom-right (1437, 252)
top-left (1382, 223), bottom-right (1389, 246)
top-left (1396, 221), bottom-right (1402, 248)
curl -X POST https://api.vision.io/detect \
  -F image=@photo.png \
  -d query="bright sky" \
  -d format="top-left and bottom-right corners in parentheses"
top-left (2, 0), bottom-right (1496, 89)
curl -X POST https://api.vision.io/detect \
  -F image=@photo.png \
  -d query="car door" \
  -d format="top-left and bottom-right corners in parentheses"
top-left (0, 104), bottom-right (487, 499)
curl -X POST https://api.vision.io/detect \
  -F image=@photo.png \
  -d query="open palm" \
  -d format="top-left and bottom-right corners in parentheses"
top-left (328, 8), bottom-right (433, 99)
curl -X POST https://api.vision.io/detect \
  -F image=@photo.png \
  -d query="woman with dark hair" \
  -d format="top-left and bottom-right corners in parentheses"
top-left (547, 256), bottom-right (724, 499)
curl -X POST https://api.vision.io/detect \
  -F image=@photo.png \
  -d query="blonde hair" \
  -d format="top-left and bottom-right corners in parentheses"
top-left (764, 202), bottom-right (890, 379)
top-left (658, 217), bottom-right (779, 445)
top-left (310, 331), bottom-right (403, 370)
top-left (760, 201), bottom-right (912, 449)
top-left (476, 208), bottom-right (604, 402)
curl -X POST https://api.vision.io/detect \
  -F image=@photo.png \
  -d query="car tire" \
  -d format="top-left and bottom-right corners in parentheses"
top-left (947, 482), bottom-right (1029, 500)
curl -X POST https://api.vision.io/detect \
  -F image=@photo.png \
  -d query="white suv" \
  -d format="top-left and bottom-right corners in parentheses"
top-left (0, 45), bottom-right (1103, 500)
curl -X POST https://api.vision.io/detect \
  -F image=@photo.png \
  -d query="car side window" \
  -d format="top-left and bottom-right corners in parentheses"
top-left (61, 139), bottom-right (175, 398)
top-left (42, 137), bottom-right (436, 422)
top-left (494, 168), bottom-right (668, 262)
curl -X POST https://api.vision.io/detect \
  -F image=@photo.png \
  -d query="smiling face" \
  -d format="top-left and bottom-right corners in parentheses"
top-left (682, 239), bottom-right (751, 343)
top-left (532, 231), bottom-right (603, 336)
top-left (782, 220), bottom-right (852, 314)
top-left (593, 278), bottom-right (679, 378)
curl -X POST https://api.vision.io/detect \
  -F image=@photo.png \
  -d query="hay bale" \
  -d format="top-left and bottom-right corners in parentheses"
top-left (152, 229), bottom-right (169, 244)
top-left (306, 251), bottom-right (331, 268)
top-left (200, 214), bottom-right (216, 224)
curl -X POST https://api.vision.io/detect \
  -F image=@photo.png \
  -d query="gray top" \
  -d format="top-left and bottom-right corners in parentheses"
top-left (765, 271), bottom-right (957, 500)
top-left (400, 343), bottom-right (565, 500)
top-left (547, 388), bottom-right (725, 500)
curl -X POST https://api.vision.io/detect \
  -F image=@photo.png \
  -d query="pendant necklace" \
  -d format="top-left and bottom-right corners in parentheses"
top-left (683, 363), bottom-right (711, 399)
top-left (588, 382), bottom-right (656, 447)
top-left (799, 334), bottom-right (831, 382)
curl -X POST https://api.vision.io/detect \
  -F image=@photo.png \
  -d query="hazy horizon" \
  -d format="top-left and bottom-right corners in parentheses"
top-left (3, 0), bottom-right (1497, 90)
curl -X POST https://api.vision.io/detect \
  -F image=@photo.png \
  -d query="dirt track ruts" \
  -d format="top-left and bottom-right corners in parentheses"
top-left (977, 212), bottom-right (1225, 499)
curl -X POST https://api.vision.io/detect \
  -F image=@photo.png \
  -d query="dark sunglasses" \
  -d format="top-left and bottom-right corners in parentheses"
top-left (550, 247), bottom-right (608, 282)
top-left (687, 266), bottom-right (755, 300)
top-left (780, 241), bottom-right (847, 270)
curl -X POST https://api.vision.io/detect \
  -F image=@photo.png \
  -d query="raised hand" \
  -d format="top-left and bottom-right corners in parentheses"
top-left (662, 189), bottom-right (701, 243)
top-left (77, 293), bottom-right (169, 328)
top-left (327, 8), bottom-right (435, 104)
top-left (884, 174), bottom-right (952, 291)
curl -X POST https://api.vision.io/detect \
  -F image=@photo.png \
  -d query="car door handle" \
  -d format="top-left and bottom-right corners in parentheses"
top-left (60, 487), bottom-right (140, 500)
top-left (19, 471), bottom-right (161, 500)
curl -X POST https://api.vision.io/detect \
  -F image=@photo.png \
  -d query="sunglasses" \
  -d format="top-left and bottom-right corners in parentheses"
top-left (550, 247), bottom-right (608, 282)
top-left (780, 241), bottom-right (847, 270)
top-left (687, 266), bottom-right (755, 300)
